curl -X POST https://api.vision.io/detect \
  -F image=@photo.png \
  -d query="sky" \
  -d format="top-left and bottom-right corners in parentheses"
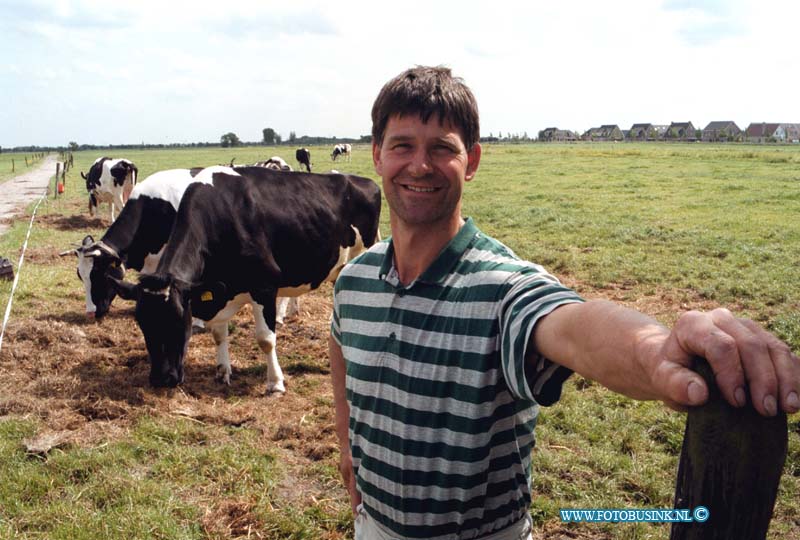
top-left (1, 0), bottom-right (798, 148)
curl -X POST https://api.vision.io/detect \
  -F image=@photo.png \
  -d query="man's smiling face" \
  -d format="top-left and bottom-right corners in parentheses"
top-left (373, 114), bottom-right (480, 230)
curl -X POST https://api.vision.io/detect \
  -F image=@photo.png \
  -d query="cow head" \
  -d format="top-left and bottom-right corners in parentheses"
top-left (111, 274), bottom-right (192, 387)
top-left (60, 236), bottom-right (125, 319)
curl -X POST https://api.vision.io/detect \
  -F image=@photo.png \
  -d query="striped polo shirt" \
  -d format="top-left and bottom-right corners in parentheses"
top-left (331, 218), bottom-right (584, 540)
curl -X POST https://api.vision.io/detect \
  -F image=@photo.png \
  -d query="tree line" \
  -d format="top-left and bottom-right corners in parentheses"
top-left (1, 127), bottom-right (530, 154)
top-left (220, 128), bottom-right (369, 148)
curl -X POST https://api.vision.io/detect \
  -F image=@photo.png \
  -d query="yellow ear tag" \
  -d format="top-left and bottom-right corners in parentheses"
top-left (201, 291), bottom-right (213, 302)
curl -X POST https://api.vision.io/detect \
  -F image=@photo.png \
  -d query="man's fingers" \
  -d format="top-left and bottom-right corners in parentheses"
top-left (739, 318), bottom-right (800, 414)
top-left (709, 309), bottom-right (780, 416)
top-left (669, 310), bottom-right (744, 408)
top-left (669, 308), bottom-right (797, 416)
top-left (648, 352), bottom-right (708, 409)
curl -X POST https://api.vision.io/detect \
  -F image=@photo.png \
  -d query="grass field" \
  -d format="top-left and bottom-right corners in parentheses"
top-left (0, 143), bottom-right (798, 539)
top-left (0, 152), bottom-right (51, 184)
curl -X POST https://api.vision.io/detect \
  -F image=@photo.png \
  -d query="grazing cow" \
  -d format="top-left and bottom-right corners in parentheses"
top-left (61, 168), bottom-right (206, 318)
top-left (81, 157), bottom-right (138, 221)
top-left (331, 143), bottom-right (352, 162)
top-left (63, 166), bottom-right (300, 325)
top-left (295, 148), bottom-right (312, 172)
top-left (255, 156), bottom-right (293, 171)
top-left (110, 166), bottom-right (381, 393)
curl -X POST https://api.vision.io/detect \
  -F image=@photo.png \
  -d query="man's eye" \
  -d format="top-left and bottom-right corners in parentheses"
top-left (433, 145), bottom-right (455, 154)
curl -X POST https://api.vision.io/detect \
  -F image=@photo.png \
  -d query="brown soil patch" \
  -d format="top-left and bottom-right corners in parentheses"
top-left (0, 278), bottom-right (346, 529)
top-left (38, 212), bottom-right (108, 231)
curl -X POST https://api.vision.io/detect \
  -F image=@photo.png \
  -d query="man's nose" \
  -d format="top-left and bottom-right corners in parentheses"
top-left (407, 149), bottom-right (432, 177)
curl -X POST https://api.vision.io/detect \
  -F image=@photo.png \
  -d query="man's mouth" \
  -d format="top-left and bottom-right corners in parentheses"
top-left (403, 185), bottom-right (437, 193)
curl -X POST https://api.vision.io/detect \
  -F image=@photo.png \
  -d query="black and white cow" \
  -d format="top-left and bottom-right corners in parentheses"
top-left (110, 166), bottom-right (381, 393)
top-left (295, 148), bottom-right (312, 172)
top-left (64, 167), bottom-right (300, 324)
top-left (81, 157), bottom-right (138, 221)
top-left (62, 168), bottom-right (205, 318)
top-left (331, 143), bottom-right (352, 162)
top-left (255, 156), bottom-right (293, 171)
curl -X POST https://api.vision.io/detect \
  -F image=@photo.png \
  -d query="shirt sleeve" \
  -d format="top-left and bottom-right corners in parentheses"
top-left (498, 265), bottom-right (584, 406)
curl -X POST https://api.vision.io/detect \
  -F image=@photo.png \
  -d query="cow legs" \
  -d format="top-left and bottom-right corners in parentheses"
top-left (275, 296), bottom-right (300, 324)
top-left (208, 321), bottom-right (232, 384)
top-left (111, 192), bottom-right (124, 222)
top-left (253, 301), bottom-right (286, 394)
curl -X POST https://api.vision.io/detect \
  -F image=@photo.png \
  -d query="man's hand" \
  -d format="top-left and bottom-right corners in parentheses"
top-left (648, 308), bottom-right (800, 416)
top-left (339, 449), bottom-right (362, 515)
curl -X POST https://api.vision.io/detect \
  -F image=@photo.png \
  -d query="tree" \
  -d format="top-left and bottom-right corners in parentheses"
top-left (220, 132), bottom-right (241, 148)
top-left (262, 128), bottom-right (278, 145)
top-left (69, 141), bottom-right (79, 151)
top-left (288, 131), bottom-right (297, 143)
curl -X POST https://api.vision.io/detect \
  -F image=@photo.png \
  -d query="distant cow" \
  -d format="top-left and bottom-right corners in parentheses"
top-left (331, 143), bottom-right (352, 162)
top-left (81, 157), bottom-right (138, 221)
top-left (295, 148), bottom-right (311, 172)
top-left (255, 156), bottom-right (293, 171)
top-left (110, 166), bottom-right (381, 393)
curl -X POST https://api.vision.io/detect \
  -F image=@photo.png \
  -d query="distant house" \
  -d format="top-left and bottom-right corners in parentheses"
top-left (745, 123), bottom-right (780, 143)
top-left (628, 123), bottom-right (659, 141)
top-left (775, 123), bottom-right (800, 143)
top-left (664, 121), bottom-right (697, 141)
top-left (582, 124), bottom-right (624, 141)
top-left (651, 125), bottom-right (669, 140)
top-left (538, 127), bottom-right (579, 142)
top-left (702, 121), bottom-right (742, 142)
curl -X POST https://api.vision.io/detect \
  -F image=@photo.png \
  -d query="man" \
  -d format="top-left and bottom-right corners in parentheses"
top-left (329, 66), bottom-right (799, 540)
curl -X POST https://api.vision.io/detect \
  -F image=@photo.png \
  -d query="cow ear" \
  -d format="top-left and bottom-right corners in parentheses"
top-left (108, 276), bottom-right (138, 301)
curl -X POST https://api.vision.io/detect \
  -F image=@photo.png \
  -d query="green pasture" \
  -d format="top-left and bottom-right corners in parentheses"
top-left (0, 143), bottom-right (798, 539)
top-left (0, 152), bottom-right (49, 184)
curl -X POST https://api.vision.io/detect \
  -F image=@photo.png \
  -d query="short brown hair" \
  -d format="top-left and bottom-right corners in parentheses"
top-left (371, 66), bottom-right (480, 149)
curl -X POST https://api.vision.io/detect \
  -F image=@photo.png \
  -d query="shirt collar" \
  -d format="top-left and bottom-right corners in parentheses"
top-left (379, 217), bottom-right (479, 287)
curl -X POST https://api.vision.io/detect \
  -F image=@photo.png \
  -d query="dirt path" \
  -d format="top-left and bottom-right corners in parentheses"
top-left (0, 154), bottom-right (59, 237)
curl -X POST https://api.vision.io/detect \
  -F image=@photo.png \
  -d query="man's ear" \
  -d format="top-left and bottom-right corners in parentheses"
top-left (465, 142), bottom-right (482, 182)
top-left (372, 141), bottom-right (383, 176)
top-left (108, 276), bottom-right (138, 301)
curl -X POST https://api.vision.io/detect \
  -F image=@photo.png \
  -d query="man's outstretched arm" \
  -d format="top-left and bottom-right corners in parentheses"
top-left (532, 299), bottom-right (800, 416)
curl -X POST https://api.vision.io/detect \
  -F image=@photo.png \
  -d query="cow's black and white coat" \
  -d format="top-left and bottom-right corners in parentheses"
top-left (69, 168), bottom-right (206, 318)
top-left (112, 166), bottom-right (381, 393)
top-left (255, 156), bottom-right (293, 171)
top-left (295, 148), bottom-right (312, 172)
top-left (331, 143), bottom-right (352, 162)
top-left (65, 166), bottom-right (301, 389)
top-left (81, 157), bottom-right (138, 221)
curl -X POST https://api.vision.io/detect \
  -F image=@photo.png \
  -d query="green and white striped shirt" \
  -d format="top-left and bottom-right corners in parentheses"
top-left (332, 218), bottom-right (584, 540)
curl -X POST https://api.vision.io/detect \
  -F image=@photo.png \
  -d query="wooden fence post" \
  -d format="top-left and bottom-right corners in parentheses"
top-left (11, 159), bottom-right (14, 172)
top-left (55, 163), bottom-right (61, 199)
